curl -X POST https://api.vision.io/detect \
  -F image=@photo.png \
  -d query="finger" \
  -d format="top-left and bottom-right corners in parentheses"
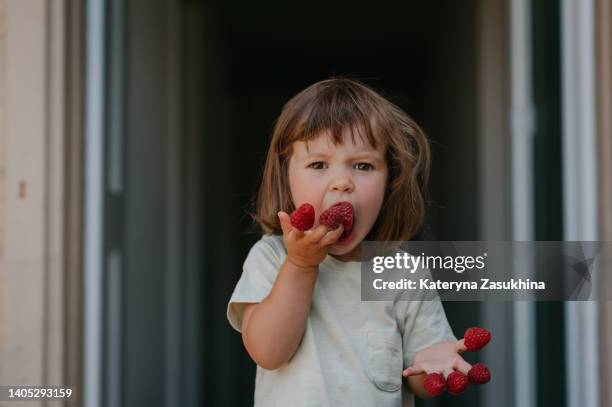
top-left (320, 224), bottom-right (344, 246)
top-left (279, 212), bottom-right (306, 240)
top-left (456, 339), bottom-right (468, 354)
top-left (402, 365), bottom-right (424, 377)
top-left (289, 225), bottom-right (305, 239)
top-left (307, 223), bottom-right (330, 243)
top-left (278, 211), bottom-right (292, 235)
top-left (442, 368), bottom-right (455, 379)
top-left (453, 357), bottom-right (473, 375)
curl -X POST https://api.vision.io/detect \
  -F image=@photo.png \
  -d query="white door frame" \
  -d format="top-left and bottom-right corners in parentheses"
top-left (84, 1), bottom-right (105, 406)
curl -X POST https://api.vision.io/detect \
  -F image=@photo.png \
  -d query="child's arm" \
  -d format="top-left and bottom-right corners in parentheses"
top-left (241, 212), bottom-right (344, 370)
top-left (241, 259), bottom-right (318, 370)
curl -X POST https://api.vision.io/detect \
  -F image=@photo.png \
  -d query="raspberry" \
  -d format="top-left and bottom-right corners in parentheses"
top-left (446, 371), bottom-right (469, 395)
top-left (464, 327), bottom-right (492, 351)
top-left (423, 372), bottom-right (446, 397)
top-left (319, 201), bottom-right (354, 239)
top-left (289, 203), bottom-right (315, 231)
top-left (468, 363), bottom-right (491, 384)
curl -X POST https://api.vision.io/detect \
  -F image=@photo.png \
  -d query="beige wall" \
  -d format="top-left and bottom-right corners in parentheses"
top-left (0, 0), bottom-right (81, 406)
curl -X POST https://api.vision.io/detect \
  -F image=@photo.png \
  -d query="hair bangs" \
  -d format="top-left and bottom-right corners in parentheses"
top-left (282, 81), bottom-right (391, 156)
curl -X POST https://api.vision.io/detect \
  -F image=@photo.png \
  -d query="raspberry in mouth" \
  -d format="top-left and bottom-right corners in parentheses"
top-left (319, 201), bottom-right (354, 239)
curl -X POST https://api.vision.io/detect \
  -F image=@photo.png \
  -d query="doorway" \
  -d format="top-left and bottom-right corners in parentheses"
top-left (193, 0), bottom-right (481, 405)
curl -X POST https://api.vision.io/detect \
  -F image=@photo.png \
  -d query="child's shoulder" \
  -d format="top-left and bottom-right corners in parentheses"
top-left (248, 233), bottom-right (287, 260)
top-left (241, 234), bottom-right (288, 277)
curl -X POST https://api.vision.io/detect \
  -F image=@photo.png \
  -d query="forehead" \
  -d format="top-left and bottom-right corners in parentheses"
top-left (293, 129), bottom-right (384, 157)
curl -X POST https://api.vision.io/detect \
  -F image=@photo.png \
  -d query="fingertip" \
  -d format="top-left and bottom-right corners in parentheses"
top-left (456, 338), bottom-right (467, 353)
top-left (315, 223), bottom-right (330, 236)
top-left (330, 224), bottom-right (344, 238)
top-left (278, 211), bottom-right (291, 235)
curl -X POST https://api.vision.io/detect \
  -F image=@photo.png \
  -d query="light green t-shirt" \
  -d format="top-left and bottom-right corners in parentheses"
top-left (227, 234), bottom-right (457, 407)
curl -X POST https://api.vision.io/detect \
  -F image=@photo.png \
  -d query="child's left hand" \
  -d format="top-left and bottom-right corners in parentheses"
top-left (402, 339), bottom-right (470, 378)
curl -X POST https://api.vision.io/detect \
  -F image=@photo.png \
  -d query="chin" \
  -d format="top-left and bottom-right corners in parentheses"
top-left (328, 246), bottom-right (352, 255)
top-left (328, 236), bottom-right (361, 258)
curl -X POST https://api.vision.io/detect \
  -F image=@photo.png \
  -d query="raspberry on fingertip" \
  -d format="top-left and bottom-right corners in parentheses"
top-left (424, 373), bottom-right (446, 396)
top-left (463, 327), bottom-right (492, 352)
top-left (290, 203), bottom-right (315, 231)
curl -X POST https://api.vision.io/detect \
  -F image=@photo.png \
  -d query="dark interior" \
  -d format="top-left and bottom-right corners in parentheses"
top-left (192, 0), bottom-right (480, 405)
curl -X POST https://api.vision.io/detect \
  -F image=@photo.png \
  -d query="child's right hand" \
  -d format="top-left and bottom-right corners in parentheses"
top-left (277, 211), bottom-right (344, 270)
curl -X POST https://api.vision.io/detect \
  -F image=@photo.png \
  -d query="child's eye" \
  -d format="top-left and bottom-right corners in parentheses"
top-left (308, 161), bottom-right (327, 170)
top-left (354, 162), bottom-right (374, 171)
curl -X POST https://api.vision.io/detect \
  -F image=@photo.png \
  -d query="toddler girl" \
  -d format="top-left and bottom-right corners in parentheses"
top-left (227, 78), bottom-right (472, 406)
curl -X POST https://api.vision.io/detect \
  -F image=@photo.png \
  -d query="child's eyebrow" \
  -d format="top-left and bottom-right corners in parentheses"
top-left (306, 151), bottom-right (384, 162)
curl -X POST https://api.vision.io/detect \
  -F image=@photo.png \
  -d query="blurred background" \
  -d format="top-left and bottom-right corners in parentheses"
top-left (0, 0), bottom-right (611, 406)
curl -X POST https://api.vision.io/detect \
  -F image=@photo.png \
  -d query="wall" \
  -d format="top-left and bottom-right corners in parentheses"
top-left (0, 0), bottom-right (82, 405)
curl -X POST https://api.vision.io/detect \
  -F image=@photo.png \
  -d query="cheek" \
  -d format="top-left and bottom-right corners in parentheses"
top-left (289, 171), bottom-right (324, 205)
top-left (360, 174), bottom-right (387, 199)
top-left (357, 175), bottom-right (387, 218)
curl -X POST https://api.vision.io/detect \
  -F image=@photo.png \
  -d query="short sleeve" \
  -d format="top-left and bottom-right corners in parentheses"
top-left (226, 235), bottom-right (286, 333)
top-left (400, 297), bottom-right (457, 368)
top-left (394, 264), bottom-right (457, 368)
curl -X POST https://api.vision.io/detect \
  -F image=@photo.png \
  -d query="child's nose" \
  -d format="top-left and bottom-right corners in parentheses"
top-left (330, 176), bottom-right (354, 193)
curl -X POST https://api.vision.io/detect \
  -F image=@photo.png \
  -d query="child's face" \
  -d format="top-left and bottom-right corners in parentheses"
top-left (287, 129), bottom-right (388, 260)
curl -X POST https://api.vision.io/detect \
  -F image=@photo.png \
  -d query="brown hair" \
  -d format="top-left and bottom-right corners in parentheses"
top-left (251, 77), bottom-right (431, 241)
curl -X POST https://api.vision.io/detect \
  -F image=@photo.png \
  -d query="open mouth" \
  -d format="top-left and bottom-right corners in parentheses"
top-left (339, 222), bottom-right (353, 240)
